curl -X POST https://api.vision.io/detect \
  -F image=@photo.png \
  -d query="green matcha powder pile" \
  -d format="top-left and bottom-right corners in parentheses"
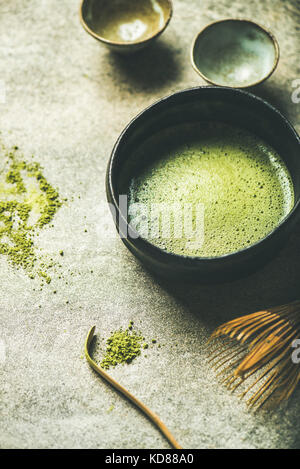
top-left (100, 322), bottom-right (151, 369)
top-left (0, 146), bottom-right (62, 283)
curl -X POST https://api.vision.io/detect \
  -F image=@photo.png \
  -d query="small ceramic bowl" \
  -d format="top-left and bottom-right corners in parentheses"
top-left (80, 0), bottom-right (173, 53)
top-left (191, 19), bottom-right (279, 88)
top-left (106, 87), bottom-right (300, 282)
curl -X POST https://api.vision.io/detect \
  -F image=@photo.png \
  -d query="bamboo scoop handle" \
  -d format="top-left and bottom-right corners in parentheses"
top-left (85, 326), bottom-right (182, 450)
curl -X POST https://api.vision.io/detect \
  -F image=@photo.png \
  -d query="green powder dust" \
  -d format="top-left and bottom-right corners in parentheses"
top-left (0, 145), bottom-right (63, 281)
top-left (100, 323), bottom-right (150, 370)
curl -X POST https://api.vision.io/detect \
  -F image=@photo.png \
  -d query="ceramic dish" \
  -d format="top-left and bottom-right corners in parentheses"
top-left (80, 0), bottom-right (173, 53)
top-left (106, 87), bottom-right (300, 282)
top-left (191, 19), bottom-right (279, 88)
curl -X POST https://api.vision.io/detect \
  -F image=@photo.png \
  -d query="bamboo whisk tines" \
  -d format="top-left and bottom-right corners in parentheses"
top-left (209, 301), bottom-right (300, 411)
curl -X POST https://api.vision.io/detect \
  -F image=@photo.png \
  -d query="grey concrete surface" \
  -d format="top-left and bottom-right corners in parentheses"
top-left (0, 0), bottom-right (299, 449)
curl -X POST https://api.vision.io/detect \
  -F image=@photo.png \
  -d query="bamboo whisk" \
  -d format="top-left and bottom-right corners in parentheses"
top-left (209, 301), bottom-right (300, 410)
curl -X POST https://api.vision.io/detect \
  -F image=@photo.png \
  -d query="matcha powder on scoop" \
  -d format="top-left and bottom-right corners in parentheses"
top-left (100, 322), bottom-right (153, 369)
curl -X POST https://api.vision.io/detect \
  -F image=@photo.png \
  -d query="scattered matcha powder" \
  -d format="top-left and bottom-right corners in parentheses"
top-left (0, 146), bottom-right (63, 281)
top-left (39, 271), bottom-right (51, 284)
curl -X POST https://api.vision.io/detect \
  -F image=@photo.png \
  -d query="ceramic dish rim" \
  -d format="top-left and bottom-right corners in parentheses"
top-left (191, 18), bottom-right (280, 89)
top-left (79, 0), bottom-right (173, 47)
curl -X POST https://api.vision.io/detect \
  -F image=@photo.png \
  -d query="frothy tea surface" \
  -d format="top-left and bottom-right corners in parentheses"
top-left (128, 123), bottom-right (294, 257)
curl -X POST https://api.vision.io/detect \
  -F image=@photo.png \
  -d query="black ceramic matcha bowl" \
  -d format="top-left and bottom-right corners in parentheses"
top-left (106, 86), bottom-right (300, 282)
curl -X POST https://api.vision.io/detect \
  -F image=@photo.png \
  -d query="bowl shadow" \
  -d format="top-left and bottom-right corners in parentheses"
top-left (105, 40), bottom-right (182, 93)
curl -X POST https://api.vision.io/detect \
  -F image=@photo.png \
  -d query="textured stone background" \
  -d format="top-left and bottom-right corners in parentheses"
top-left (0, 0), bottom-right (299, 449)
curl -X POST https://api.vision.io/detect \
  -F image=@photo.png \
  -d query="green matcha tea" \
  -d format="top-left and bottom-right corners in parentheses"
top-left (127, 122), bottom-right (294, 257)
